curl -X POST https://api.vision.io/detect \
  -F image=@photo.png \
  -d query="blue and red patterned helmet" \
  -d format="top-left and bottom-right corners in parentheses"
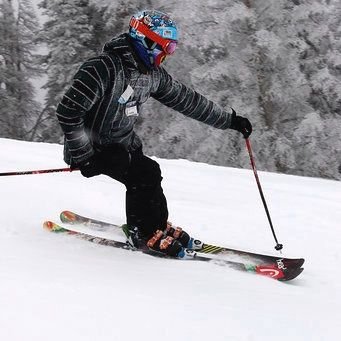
top-left (129, 10), bottom-right (178, 67)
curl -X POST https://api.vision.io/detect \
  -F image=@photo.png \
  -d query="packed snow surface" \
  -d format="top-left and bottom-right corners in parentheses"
top-left (0, 138), bottom-right (340, 341)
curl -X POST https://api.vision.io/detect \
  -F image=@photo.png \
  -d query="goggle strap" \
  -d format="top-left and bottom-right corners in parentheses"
top-left (130, 17), bottom-right (170, 51)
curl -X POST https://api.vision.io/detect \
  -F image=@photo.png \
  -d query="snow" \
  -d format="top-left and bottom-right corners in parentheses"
top-left (0, 137), bottom-right (340, 341)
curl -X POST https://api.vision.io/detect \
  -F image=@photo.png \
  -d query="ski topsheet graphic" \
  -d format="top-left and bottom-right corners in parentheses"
top-left (60, 210), bottom-right (305, 269)
top-left (44, 214), bottom-right (304, 282)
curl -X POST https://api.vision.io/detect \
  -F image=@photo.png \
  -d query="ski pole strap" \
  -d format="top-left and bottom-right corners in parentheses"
top-left (0, 167), bottom-right (78, 176)
top-left (245, 138), bottom-right (283, 251)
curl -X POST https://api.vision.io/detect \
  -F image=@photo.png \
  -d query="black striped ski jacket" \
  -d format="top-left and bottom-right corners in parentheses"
top-left (56, 33), bottom-right (233, 165)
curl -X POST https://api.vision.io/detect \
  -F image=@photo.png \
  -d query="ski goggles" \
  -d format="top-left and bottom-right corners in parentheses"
top-left (129, 18), bottom-right (177, 55)
top-left (152, 48), bottom-right (168, 67)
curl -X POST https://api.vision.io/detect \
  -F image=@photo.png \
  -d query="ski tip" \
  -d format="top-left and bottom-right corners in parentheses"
top-left (256, 264), bottom-right (304, 282)
top-left (298, 258), bottom-right (305, 267)
top-left (284, 258), bottom-right (305, 268)
top-left (43, 221), bottom-right (65, 233)
top-left (60, 210), bottom-right (76, 223)
top-left (296, 258), bottom-right (305, 267)
top-left (279, 267), bottom-right (304, 282)
top-left (43, 220), bottom-right (56, 231)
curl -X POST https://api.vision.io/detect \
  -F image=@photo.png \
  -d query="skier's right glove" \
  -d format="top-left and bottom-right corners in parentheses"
top-left (76, 155), bottom-right (102, 178)
top-left (230, 109), bottom-right (252, 139)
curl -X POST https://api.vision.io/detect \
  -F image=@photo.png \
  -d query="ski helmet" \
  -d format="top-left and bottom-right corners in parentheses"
top-left (129, 10), bottom-right (178, 67)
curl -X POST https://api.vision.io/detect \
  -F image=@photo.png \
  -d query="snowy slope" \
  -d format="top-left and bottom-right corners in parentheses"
top-left (0, 138), bottom-right (340, 341)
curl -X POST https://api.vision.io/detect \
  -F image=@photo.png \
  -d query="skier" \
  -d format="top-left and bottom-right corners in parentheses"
top-left (56, 10), bottom-right (252, 258)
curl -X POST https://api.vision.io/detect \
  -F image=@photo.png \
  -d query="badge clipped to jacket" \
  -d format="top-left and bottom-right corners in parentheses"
top-left (125, 101), bottom-right (139, 117)
top-left (118, 84), bottom-right (134, 104)
top-left (118, 84), bottom-right (138, 117)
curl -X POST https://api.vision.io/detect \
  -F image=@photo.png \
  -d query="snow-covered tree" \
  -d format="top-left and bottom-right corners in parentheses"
top-left (0, 0), bottom-right (41, 140)
top-left (134, 0), bottom-right (341, 179)
top-left (26, 0), bottom-right (340, 179)
top-left (136, 1), bottom-right (259, 168)
top-left (37, 0), bottom-right (104, 142)
top-left (247, 0), bottom-right (341, 178)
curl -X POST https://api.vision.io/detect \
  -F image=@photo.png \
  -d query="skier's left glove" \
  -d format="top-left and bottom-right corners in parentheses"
top-left (76, 155), bottom-right (102, 178)
top-left (230, 109), bottom-right (252, 139)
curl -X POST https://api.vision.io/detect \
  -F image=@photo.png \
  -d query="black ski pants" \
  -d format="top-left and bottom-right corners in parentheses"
top-left (95, 144), bottom-right (168, 238)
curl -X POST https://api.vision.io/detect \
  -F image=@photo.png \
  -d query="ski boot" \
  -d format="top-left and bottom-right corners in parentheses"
top-left (122, 224), bottom-right (144, 250)
top-left (146, 230), bottom-right (184, 257)
top-left (122, 225), bottom-right (194, 259)
top-left (165, 221), bottom-right (203, 250)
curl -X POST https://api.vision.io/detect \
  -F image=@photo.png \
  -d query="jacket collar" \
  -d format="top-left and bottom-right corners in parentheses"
top-left (102, 33), bottom-right (151, 74)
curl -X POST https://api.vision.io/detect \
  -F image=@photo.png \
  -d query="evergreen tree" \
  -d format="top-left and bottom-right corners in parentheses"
top-left (0, 0), bottom-right (41, 140)
top-left (29, 0), bottom-right (340, 179)
top-left (103, 0), bottom-right (151, 37)
top-left (37, 0), bottom-right (104, 142)
top-left (135, 0), bottom-right (341, 179)
top-left (136, 1), bottom-right (252, 167)
top-left (86, 3), bottom-right (109, 53)
top-left (293, 112), bottom-right (341, 179)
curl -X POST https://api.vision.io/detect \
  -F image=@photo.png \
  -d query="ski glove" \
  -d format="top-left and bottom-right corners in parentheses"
top-left (76, 155), bottom-right (102, 178)
top-left (230, 109), bottom-right (252, 139)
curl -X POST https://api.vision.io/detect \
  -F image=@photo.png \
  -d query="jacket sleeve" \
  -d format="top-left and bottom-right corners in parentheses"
top-left (151, 67), bottom-right (233, 129)
top-left (56, 57), bottom-right (110, 165)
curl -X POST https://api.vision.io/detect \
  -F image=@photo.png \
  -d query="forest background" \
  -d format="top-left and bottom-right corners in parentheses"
top-left (0, 0), bottom-right (340, 180)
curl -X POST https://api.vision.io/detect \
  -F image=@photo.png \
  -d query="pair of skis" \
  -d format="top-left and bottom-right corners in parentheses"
top-left (43, 211), bottom-right (304, 282)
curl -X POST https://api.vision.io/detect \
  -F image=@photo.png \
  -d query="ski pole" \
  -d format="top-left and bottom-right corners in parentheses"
top-left (245, 138), bottom-right (283, 251)
top-left (0, 167), bottom-right (78, 177)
